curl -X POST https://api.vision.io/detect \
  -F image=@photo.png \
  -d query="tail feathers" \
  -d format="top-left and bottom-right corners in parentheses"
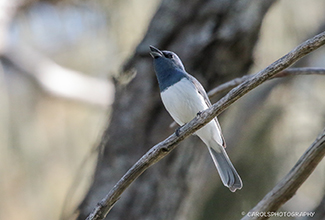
top-left (207, 146), bottom-right (243, 192)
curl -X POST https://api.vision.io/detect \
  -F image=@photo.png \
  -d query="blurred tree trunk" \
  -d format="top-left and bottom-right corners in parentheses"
top-left (77, 0), bottom-right (275, 219)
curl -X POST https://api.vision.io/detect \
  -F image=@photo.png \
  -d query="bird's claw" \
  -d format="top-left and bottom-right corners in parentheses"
top-left (175, 126), bottom-right (182, 137)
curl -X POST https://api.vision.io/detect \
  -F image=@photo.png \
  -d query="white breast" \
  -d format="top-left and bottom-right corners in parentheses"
top-left (160, 78), bottom-right (223, 146)
top-left (161, 78), bottom-right (208, 125)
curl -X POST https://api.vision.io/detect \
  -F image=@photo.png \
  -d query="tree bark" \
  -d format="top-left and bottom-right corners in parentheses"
top-left (77, 0), bottom-right (275, 219)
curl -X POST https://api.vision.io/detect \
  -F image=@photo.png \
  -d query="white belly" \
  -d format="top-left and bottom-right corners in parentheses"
top-left (161, 78), bottom-right (206, 125)
top-left (160, 78), bottom-right (223, 146)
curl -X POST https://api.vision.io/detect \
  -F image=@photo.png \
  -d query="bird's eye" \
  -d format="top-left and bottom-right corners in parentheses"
top-left (162, 52), bottom-right (175, 59)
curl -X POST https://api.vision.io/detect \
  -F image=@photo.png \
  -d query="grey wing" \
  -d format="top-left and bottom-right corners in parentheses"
top-left (188, 75), bottom-right (212, 106)
top-left (188, 75), bottom-right (227, 147)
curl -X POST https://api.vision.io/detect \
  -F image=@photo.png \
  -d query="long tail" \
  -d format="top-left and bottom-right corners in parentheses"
top-left (207, 145), bottom-right (242, 192)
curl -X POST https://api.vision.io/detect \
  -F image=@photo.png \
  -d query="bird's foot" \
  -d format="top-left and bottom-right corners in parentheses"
top-left (196, 111), bottom-right (203, 116)
top-left (175, 125), bottom-right (183, 137)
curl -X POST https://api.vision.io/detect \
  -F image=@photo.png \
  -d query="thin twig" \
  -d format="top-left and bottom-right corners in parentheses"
top-left (86, 31), bottom-right (325, 220)
top-left (241, 128), bottom-right (325, 220)
top-left (207, 67), bottom-right (325, 98)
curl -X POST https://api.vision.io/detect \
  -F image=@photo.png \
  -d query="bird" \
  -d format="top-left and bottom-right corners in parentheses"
top-left (149, 45), bottom-right (242, 192)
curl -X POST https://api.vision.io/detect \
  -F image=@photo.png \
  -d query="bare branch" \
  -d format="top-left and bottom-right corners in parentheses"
top-left (208, 67), bottom-right (325, 98)
top-left (86, 31), bottom-right (325, 220)
top-left (241, 128), bottom-right (325, 220)
top-left (3, 45), bottom-right (114, 106)
top-left (168, 67), bottom-right (325, 128)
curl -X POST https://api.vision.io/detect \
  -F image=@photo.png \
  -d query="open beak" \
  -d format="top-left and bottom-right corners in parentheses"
top-left (150, 45), bottom-right (163, 58)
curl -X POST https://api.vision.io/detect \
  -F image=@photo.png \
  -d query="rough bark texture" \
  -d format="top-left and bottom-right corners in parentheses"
top-left (77, 0), bottom-right (275, 219)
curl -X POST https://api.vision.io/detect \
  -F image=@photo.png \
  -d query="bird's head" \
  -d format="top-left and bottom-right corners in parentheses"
top-left (150, 46), bottom-right (185, 72)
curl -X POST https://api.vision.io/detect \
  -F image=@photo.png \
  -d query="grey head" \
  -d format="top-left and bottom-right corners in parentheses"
top-left (150, 45), bottom-right (185, 71)
top-left (150, 45), bottom-right (187, 91)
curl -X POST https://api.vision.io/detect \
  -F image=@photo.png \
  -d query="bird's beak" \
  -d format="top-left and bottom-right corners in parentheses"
top-left (150, 45), bottom-right (163, 58)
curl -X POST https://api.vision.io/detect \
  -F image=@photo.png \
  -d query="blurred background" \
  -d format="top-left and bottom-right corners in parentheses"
top-left (0, 0), bottom-right (325, 220)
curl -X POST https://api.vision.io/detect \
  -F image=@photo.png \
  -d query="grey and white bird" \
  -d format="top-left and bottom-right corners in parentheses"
top-left (150, 45), bottom-right (242, 192)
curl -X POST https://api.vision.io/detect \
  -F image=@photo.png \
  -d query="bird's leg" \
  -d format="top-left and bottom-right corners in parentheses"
top-left (175, 125), bottom-right (184, 137)
top-left (175, 111), bottom-right (202, 137)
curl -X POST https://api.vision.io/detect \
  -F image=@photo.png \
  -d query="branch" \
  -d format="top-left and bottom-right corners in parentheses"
top-left (3, 45), bottom-right (115, 107)
top-left (207, 67), bottom-right (325, 98)
top-left (241, 128), bottom-right (325, 220)
top-left (86, 31), bottom-right (325, 220)
top-left (169, 68), bottom-right (325, 128)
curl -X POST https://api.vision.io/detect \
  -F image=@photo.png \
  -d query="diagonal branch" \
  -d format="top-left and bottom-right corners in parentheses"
top-left (241, 128), bottom-right (325, 220)
top-left (86, 31), bottom-right (325, 220)
top-left (170, 67), bottom-right (325, 128)
top-left (169, 67), bottom-right (325, 128)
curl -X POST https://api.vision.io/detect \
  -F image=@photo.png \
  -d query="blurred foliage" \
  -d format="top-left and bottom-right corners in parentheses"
top-left (0, 0), bottom-right (325, 220)
top-left (0, 0), bottom-right (159, 220)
